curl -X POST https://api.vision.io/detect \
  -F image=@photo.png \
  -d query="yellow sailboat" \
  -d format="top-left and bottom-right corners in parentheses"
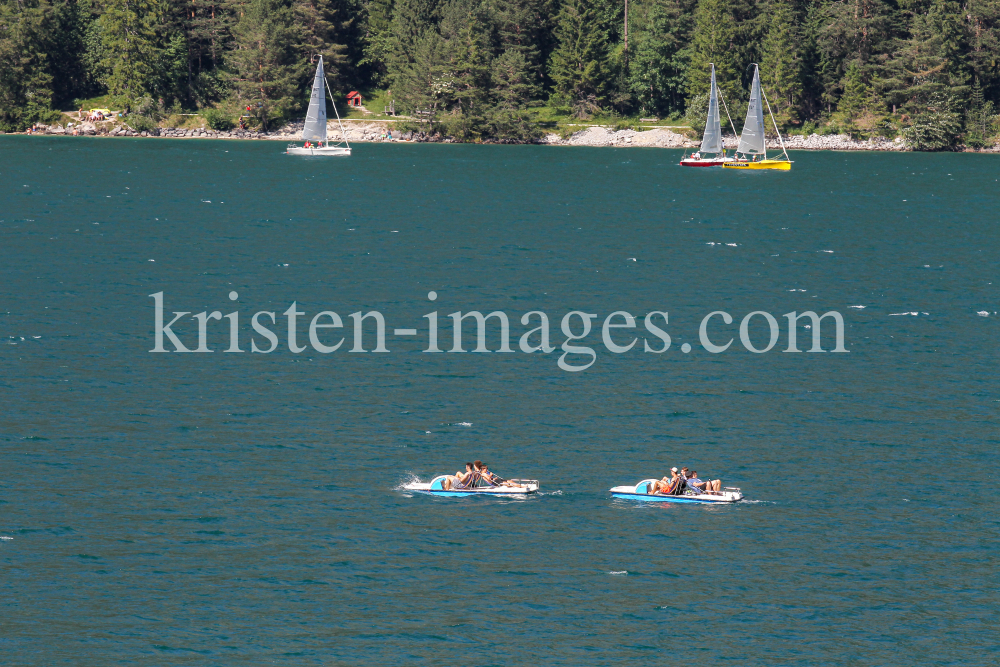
top-left (723, 64), bottom-right (792, 171)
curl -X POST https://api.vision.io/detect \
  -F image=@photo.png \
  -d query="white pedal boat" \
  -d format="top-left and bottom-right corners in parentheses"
top-left (404, 476), bottom-right (539, 497)
top-left (610, 479), bottom-right (743, 504)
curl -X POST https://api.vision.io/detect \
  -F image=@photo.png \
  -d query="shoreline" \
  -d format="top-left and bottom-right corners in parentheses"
top-left (12, 119), bottom-right (999, 153)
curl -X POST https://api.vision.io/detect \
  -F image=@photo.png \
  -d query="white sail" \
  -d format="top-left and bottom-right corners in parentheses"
top-left (736, 65), bottom-right (766, 156)
top-left (302, 57), bottom-right (328, 142)
top-left (700, 65), bottom-right (722, 154)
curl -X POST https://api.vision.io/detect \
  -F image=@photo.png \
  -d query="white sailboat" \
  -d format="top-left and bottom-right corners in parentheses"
top-left (723, 64), bottom-right (791, 170)
top-left (680, 64), bottom-right (736, 167)
top-left (287, 56), bottom-right (351, 157)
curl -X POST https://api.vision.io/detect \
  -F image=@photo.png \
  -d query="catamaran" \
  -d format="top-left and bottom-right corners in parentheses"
top-left (680, 64), bottom-right (736, 167)
top-left (723, 64), bottom-right (792, 170)
top-left (287, 56), bottom-right (351, 157)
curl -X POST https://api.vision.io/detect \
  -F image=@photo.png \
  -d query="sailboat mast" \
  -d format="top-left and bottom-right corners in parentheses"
top-left (760, 86), bottom-right (788, 161)
top-left (717, 89), bottom-right (736, 150)
top-left (325, 76), bottom-right (351, 150)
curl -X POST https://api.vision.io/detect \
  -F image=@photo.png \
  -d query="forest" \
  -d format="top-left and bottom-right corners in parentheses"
top-left (1, 0), bottom-right (998, 148)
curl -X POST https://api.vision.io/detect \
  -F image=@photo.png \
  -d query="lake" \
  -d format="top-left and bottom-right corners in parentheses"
top-left (1, 136), bottom-right (997, 665)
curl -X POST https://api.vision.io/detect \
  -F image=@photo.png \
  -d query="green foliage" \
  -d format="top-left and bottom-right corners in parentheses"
top-left (203, 107), bottom-right (235, 130)
top-left (98, 0), bottom-right (164, 108)
top-left (965, 77), bottom-right (997, 147)
top-left (685, 91), bottom-right (708, 135)
top-left (549, 0), bottom-right (610, 116)
top-left (627, 0), bottom-right (692, 117)
top-left (759, 0), bottom-right (803, 123)
top-left (902, 94), bottom-right (963, 149)
top-left (0, 0), bottom-right (55, 131)
top-left (227, 0), bottom-right (298, 130)
top-left (1, 0), bottom-right (1000, 143)
top-left (686, 0), bottom-right (755, 105)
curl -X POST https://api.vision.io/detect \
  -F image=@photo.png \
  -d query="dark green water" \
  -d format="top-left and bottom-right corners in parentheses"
top-left (1, 136), bottom-right (998, 665)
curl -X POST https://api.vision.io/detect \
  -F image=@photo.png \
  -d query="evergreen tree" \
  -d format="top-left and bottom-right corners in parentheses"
top-left (293, 0), bottom-right (350, 83)
top-left (0, 0), bottom-right (56, 130)
top-left (759, 0), bottom-right (804, 123)
top-left (360, 0), bottom-right (394, 84)
top-left (816, 0), bottom-right (897, 111)
top-left (98, 0), bottom-right (165, 107)
top-left (228, 0), bottom-right (297, 129)
top-left (686, 0), bottom-right (756, 106)
top-left (965, 76), bottom-right (996, 146)
top-left (965, 0), bottom-right (1000, 101)
top-left (486, 47), bottom-right (542, 139)
top-left (493, 0), bottom-right (555, 89)
top-left (549, 0), bottom-right (610, 116)
top-left (627, 0), bottom-right (692, 116)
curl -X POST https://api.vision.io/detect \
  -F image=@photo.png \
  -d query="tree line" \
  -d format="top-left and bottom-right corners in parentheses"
top-left (1, 0), bottom-right (998, 147)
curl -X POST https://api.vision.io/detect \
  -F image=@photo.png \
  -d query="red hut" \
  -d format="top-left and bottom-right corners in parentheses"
top-left (346, 91), bottom-right (363, 107)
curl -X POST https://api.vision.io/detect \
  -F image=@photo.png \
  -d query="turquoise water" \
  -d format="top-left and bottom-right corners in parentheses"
top-left (1, 137), bottom-right (998, 664)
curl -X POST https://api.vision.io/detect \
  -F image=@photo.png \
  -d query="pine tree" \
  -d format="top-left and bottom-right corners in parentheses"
top-left (293, 0), bottom-right (350, 84)
top-left (965, 76), bottom-right (996, 146)
top-left (493, 0), bottom-right (555, 90)
top-left (0, 0), bottom-right (56, 130)
top-left (627, 0), bottom-right (693, 117)
top-left (837, 60), bottom-right (869, 113)
top-left (816, 0), bottom-right (896, 112)
top-left (98, 0), bottom-right (165, 107)
top-left (759, 0), bottom-right (803, 124)
top-left (486, 48), bottom-right (542, 139)
top-left (965, 0), bottom-right (1000, 101)
top-left (549, 0), bottom-right (610, 116)
top-left (360, 0), bottom-right (394, 85)
top-left (686, 0), bottom-right (756, 106)
top-left (228, 0), bottom-right (297, 129)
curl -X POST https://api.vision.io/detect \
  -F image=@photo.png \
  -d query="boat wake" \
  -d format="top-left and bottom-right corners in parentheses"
top-left (394, 473), bottom-right (423, 491)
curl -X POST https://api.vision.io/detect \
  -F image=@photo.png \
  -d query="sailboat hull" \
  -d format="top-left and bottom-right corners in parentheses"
top-left (680, 156), bottom-right (735, 167)
top-left (287, 146), bottom-right (351, 157)
top-left (723, 158), bottom-right (791, 170)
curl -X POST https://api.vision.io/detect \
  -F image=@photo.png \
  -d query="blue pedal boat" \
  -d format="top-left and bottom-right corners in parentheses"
top-left (404, 476), bottom-right (539, 497)
top-left (610, 479), bottom-right (743, 504)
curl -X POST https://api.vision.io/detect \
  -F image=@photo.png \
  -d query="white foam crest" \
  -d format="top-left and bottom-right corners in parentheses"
top-left (977, 311), bottom-right (989, 317)
top-left (454, 422), bottom-right (473, 427)
top-left (394, 472), bottom-right (423, 491)
top-left (0, 536), bottom-right (12, 541)
top-left (608, 570), bottom-right (628, 576)
top-left (849, 305), bottom-right (866, 309)
top-left (889, 312), bottom-right (919, 316)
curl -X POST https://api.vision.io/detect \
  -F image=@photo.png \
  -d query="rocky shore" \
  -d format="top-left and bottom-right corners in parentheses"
top-left (20, 119), bottom-right (998, 152)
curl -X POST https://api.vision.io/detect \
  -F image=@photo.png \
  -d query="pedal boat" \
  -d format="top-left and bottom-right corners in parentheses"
top-left (610, 479), bottom-right (743, 504)
top-left (404, 476), bottom-right (540, 497)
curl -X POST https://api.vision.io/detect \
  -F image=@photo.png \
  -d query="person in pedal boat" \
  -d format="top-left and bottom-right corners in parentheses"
top-left (650, 467), bottom-right (685, 495)
top-left (686, 470), bottom-right (721, 494)
top-left (443, 462), bottom-right (478, 490)
top-left (475, 461), bottom-right (520, 487)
